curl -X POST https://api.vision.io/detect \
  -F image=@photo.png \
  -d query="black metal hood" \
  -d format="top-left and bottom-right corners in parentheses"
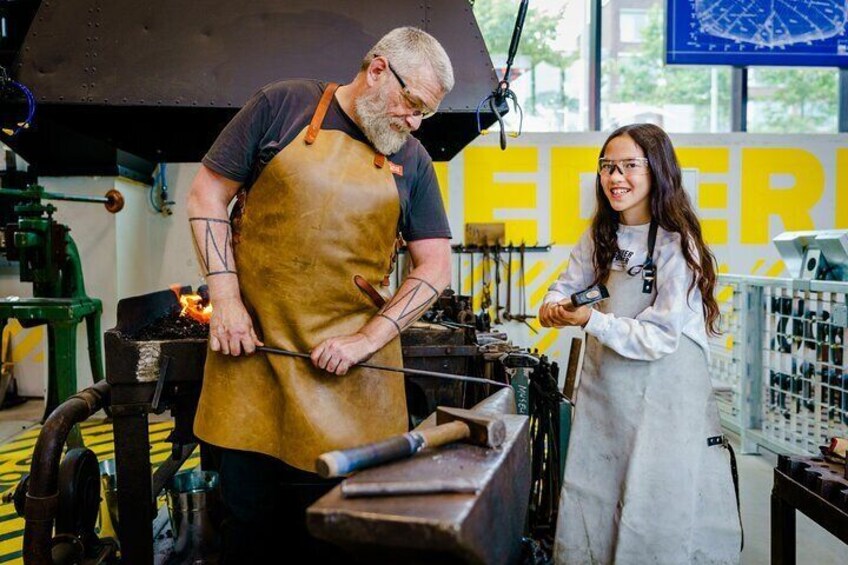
top-left (3, 0), bottom-right (499, 176)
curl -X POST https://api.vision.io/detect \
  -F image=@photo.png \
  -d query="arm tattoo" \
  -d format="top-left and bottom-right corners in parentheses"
top-left (378, 276), bottom-right (440, 332)
top-left (189, 217), bottom-right (237, 277)
top-left (378, 313), bottom-right (402, 336)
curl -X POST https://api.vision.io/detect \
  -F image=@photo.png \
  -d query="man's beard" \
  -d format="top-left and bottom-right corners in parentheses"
top-left (354, 83), bottom-right (412, 155)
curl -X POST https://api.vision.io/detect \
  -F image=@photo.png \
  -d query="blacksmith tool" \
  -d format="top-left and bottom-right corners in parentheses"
top-left (256, 346), bottom-right (509, 388)
top-left (571, 283), bottom-right (610, 308)
top-left (505, 244), bottom-right (513, 319)
top-left (315, 406), bottom-right (506, 478)
top-left (340, 478), bottom-right (479, 498)
top-left (503, 243), bottom-right (537, 333)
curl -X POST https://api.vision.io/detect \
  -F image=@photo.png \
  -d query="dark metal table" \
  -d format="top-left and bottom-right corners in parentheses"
top-left (771, 454), bottom-right (848, 564)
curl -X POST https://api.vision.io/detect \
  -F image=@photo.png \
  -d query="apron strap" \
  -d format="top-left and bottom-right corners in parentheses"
top-left (726, 441), bottom-right (744, 550)
top-left (305, 82), bottom-right (340, 145)
top-left (708, 434), bottom-right (745, 550)
top-left (641, 219), bottom-right (659, 294)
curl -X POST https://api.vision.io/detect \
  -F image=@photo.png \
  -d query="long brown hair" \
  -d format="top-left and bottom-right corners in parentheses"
top-left (590, 123), bottom-right (720, 335)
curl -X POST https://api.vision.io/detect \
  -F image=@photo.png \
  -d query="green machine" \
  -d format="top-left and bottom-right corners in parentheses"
top-left (0, 183), bottom-right (124, 436)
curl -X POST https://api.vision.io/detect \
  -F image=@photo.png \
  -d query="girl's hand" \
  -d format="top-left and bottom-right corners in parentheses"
top-left (539, 300), bottom-right (592, 328)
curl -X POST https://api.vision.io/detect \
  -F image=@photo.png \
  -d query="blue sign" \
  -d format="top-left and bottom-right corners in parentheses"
top-left (666, 0), bottom-right (848, 67)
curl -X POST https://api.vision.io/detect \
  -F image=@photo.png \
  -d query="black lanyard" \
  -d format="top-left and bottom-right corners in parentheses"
top-left (625, 220), bottom-right (658, 294)
top-left (641, 220), bottom-right (658, 294)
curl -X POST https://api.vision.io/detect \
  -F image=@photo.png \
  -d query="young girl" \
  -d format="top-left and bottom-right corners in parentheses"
top-left (541, 124), bottom-right (742, 564)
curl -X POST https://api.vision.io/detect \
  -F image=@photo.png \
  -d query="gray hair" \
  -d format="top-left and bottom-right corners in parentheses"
top-left (362, 27), bottom-right (454, 94)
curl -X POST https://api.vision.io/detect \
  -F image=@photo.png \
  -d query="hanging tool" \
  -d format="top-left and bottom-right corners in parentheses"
top-left (493, 244), bottom-right (503, 324)
top-left (456, 247), bottom-right (463, 294)
top-left (470, 249), bottom-right (475, 309)
top-left (480, 245), bottom-right (492, 316)
top-left (475, 0), bottom-right (528, 150)
top-left (257, 346), bottom-right (509, 388)
top-left (316, 406), bottom-right (506, 478)
top-left (505, 244), bottom-right (513, 320)
top-left (507, 242), bottom-right (537, 333)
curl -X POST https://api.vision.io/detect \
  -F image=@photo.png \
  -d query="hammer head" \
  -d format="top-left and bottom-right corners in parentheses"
top-left (436, 407), bottom-right (506, 448)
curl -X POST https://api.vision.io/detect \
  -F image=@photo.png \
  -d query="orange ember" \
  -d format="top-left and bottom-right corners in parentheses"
top-left (179, 293), bottom-right (213, 324)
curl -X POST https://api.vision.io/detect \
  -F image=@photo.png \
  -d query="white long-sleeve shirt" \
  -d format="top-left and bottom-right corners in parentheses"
top-left (543, 223), bottom-right (710, 361)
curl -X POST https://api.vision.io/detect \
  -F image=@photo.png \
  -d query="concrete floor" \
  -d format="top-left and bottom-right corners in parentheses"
top-left (1, 399), bottom-right (845, 564)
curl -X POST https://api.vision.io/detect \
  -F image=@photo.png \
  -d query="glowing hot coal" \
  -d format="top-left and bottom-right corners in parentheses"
top-left (179, 293), bottom-right (212, 324)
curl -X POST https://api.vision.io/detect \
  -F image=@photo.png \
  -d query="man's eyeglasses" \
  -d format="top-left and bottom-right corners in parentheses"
top-left (598, 158), bottom-right (650, 177)
top-left (382, 58), bottom-right (436, 120)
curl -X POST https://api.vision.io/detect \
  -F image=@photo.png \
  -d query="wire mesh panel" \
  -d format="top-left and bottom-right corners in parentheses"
top-left (709, 276), bottom-right (848, 455)
top-left (760, 284), bottom-right (847, 454)
top-left (709, 279), bottom-right (744, 432)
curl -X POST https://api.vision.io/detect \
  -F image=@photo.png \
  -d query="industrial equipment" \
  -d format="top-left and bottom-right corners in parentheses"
top-left (773, 230), bottom-right (848, 281)
top-left (0, 178), bottom-right (123, 429)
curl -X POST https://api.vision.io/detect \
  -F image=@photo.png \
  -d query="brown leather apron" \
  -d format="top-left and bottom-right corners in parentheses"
top-left (194, 83), bottom-right (407, 472)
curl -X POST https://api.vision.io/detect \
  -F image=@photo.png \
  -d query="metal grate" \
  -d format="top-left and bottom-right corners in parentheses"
top-left (710, 279), bottom-right (744, 432)
top-left (761, 286), bottom-right (847, 453)
top-left (709, 275), bottom-right (848, 455)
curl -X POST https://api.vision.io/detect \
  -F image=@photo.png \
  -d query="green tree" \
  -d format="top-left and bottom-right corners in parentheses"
top-left (613, 4), bottom-right (837, 133)
top-left (611, 5), bottom-right (731, 131)
top-left (751, 69), bottom-right (837, 133)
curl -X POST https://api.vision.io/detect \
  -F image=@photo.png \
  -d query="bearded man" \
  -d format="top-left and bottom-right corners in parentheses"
top-left (186, 27), bottom-right (454, 562)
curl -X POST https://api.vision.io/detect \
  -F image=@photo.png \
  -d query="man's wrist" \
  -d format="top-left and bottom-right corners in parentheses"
top-left (356, 330), bottom-right (381, 356)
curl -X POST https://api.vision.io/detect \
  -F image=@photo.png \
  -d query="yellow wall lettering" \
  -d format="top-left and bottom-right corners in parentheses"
top-left (463, 147), bottom-right (538, 243)
top-left (837, 148), bottom-right (848, 229)
top-left (741, 148), bottom-right (824, 244)
top-left (550, 147), bottom-right (596, 245)
top-left (676, 147), bottom-right (730, 245)
top-left (433, 162), bottom-right (449, 212)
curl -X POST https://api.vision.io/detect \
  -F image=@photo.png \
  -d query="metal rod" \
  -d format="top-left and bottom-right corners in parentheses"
top-left (731, 67), bottom-right (748, 132)
top-left (0, 188), bottom-right (109, 203)
top-left (588, 0), bottom-right (602, 131)
top-left (257, 346), bottom-right (509, 388)
top-left (839, 69), bottom-right (848, 133)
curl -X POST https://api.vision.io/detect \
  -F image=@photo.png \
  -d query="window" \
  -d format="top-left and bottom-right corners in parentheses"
top-left (601, 1), bottom-right (731, 132)
top-left (619, 9), bottom-right (648, 43)
top-left (475, 0), bottom-right (587, 132)
top-left (747, 68), bottom-right (838, 133)
top-left (474, 0), bottom-right (839, 133)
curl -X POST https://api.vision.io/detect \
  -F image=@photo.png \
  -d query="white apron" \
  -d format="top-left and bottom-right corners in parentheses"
top-left (554, 266), bottom-right (742, 564)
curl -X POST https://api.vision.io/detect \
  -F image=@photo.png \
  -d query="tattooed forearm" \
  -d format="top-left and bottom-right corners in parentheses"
top-left (189, 217), bottom-right (237, 277)
top-left (377, 276), bottom-right (439, 334)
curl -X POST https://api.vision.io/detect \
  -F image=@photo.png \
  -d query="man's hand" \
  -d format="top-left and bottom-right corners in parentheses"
top-left (209, 297), bottom-right (263, 356)
top-left (311, 333), bottom-right (377, 376)
top-left (539, 300), bottom-right (592, 329)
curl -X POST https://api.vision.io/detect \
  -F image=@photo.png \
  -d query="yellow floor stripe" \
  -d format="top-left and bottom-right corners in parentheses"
top-left (0, 418), bottom-right (198, 562)
top-left (0, 540), bottom-right (21, 559)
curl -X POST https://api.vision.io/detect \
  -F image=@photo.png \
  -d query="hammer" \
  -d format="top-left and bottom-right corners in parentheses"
top-left (315, 406), bottom-right (506, 478)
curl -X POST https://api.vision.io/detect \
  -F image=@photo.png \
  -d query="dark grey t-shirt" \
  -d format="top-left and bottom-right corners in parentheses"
top-left (202, 79), bottom-right (451, 241)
